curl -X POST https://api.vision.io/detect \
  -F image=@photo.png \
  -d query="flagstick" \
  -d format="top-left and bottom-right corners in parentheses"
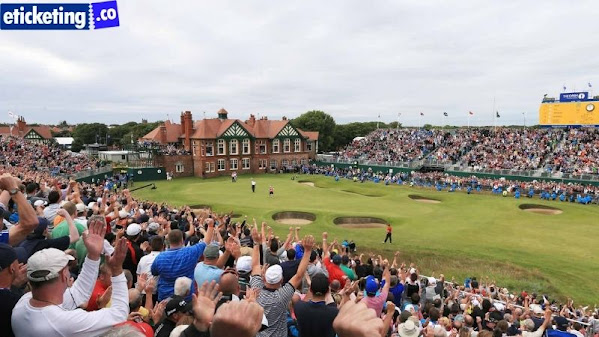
top-left (467, 115), bottom-right (470, 128)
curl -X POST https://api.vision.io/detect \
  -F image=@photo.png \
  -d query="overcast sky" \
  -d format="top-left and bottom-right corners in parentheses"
top-left (2, 0), bottom-right (598, 126)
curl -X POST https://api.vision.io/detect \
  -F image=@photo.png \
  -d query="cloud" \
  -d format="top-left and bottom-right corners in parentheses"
top-left (1, 0), bottom-right (599, 126)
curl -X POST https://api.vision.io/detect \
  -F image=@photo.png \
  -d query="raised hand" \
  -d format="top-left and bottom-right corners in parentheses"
top-left (192, 280), bottom-right (223, 332)
top-left (211, 301), bottom-right (264, 337)
top-left (83, 216), bottom-right (107, 260)
top-left (106, 237), bottom-right (127, 276)
top-left (302, 235), bottom-right (315, 251)
top-left (333, 301), bottom-right (384, 337)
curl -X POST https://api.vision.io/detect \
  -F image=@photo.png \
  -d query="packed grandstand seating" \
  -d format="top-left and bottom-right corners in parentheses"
top-left (336, 128), bottom-right (599, 175)
top-left (2, 135), bottom-right (599, 337)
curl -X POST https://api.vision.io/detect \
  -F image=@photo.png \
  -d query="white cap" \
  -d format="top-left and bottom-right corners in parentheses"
top-left (76, 203), bottom-right (86, 213)
top-left (531, 304), bottom-right (543, 315)
top-left (126, 223), bottom-right (142, 236)
top-left (472, 299), bottom-right (480, 308)
top-left (119, 210), bottom-right (129, 219)
top-left (236, 256), bottom-right (252, 273)
top-left (428, 277), bottom-right (437, 285)
top-left (97, 197), bottom-right (103, 203)
top-left (139, 209), bottom-right (146, 215)
top-left (409, 268), bottom-right (416, 274)
top-left (33, 200), bottom-right (47, 207)
top-left (264, 265), bottom-right (283, 284)
top-left (147, 222), bottom-right (160, 232)
top-left (87, 202), bottom-right (97, 210)
top-left (27, 248), bottom-right (74, 282)
top-left (494, 303), bottom-right (505, 311)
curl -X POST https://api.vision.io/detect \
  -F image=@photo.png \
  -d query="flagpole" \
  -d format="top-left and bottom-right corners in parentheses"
top-left (467, 114), bottom-right (470, 128)
top-left (419, 113), bottom-right (422, 129)
top-left (493, 97), bottom-right (496, 133)
top-left (397, 113), bottom-right (401, 130)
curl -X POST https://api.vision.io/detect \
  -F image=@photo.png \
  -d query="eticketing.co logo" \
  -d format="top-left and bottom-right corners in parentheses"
top-left (0, 1), bottom-right (119, 30)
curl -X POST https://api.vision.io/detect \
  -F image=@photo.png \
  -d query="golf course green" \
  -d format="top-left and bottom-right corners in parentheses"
top-left (132, 174), bottom-right (599, 304)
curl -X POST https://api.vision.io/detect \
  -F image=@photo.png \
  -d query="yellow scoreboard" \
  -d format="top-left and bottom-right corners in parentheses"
top-left (539, 101), bottom-right (599, 126)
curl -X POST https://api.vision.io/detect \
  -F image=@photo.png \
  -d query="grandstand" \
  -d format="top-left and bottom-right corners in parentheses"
top-left (331, 127), bottom-right (599, 181)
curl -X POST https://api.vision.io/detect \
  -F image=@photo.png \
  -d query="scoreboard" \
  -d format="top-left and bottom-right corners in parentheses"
top-left (539, 100), bottom-right (599, 126)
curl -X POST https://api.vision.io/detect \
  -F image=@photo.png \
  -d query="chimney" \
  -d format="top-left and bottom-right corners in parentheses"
top-left (159, 125), bottom-right (167, 144)
top-left (282, 116), bottom-right (287, 121)
top-left (17, 116), bottom-right (26, 134)
top-left (247, 114), bottom-right (256, 127)
top-left (180, 112), bottom-right (185, 134)
top-left (217, 108), bottom-right (228, 120)
top-left (184, 111), bottom-right (193, 151)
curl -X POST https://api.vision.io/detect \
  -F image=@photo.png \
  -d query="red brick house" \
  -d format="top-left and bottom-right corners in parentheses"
top-left (142, 109), bottom-right (319, 178)
top-left (0, 116), bottom-right (53, 144)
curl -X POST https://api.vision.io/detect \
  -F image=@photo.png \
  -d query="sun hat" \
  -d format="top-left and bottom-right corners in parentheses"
top-left (265, 265), bottom-right (283, 284)
top-left (398, 318), bottom-right (420, 337)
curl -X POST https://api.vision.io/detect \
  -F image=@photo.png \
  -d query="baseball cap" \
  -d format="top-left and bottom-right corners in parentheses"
top-left (119, 210), bottom-right (129, 219)
top-left (126, 223), bottom-right (142, 236)
top-left (32, 217), bottom-right (50, 237)
top-left (86, 202), bottom-right (97, 210)
top-left (365, 276), bottom-right (379, 294)
top-left (310, 273), bottom-right (330, 296)
top-left (165, 295), bottom-right (193, 317)
top-left (0, 243), bottom-right (17, 271)
top-left (204, 244), bottom-right (220, 260)
top-left (265, 265), bottom-right (283, 284)
top-left (530, 304), bottom-right (543, 315)
top-left (27, 248), bottom-right (74, 282)
top-left (332, 255), bottom-right (342, 265)
top-left (428, 277), bottom-right (437, 286)
top-left (76, 203), bottom-right (86, 214)
top-left (235, 256), bottom-right (252, 273)
top-left (33, 200), bottom-right (47, 207)
top-left (147, 222), bottom-right (160, 233)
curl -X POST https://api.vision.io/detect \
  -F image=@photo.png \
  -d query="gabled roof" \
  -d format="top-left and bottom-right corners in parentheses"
top-left (298, 130), bottom-right (319, 141)
top-left (0, 126), bottom-right (53, 139)
top-left (190, 119), bottom-right (254, 139)
top-left (141, 120), bottom-right (182, 143)
top-left (251, 120), bottom-right (288, 138)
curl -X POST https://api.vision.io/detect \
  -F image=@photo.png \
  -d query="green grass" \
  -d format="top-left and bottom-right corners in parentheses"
top-left (132, 174), bottom-right (599, 304)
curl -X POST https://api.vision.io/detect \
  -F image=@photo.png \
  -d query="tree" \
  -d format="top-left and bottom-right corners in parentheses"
top-left (72, 123), bottom-right (109, 152)
top-left (291, 110), bottom-right (336, 152)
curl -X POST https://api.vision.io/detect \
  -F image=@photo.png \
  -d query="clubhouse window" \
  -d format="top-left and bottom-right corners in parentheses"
top-left (282, 159), bottom-right (289, 167)
top-left (217, 159), bottom-right (225, 171)
top-left (270, 159), bottom-right (277, 169)
top-left (306, 142), bottom-right (312, 151)
top-left (217, 139), bottom-right (225, 155)
top-left (291, 159), bottom-right (297, 166)
top-left (300, 159), bottom-right (307, 165)
top-left (294, 138), bottom-right (301, 152)
top-left (206, 142), bottom-right (214, 156)
top-left (175, 163), bottom-right (184, 173)
top-left (205, 162), bottom-right (215, 173)
top-left (230, 139), bottom-right (238, 155)
top-left (242, 138), bottom-right (250, 154)
top-left (259, 140), bottom-right (267, 154)
top-left (272, 139), bottom-right (280, 153)
top-left (230, 158), bottom-right (238, 170)
top-left (284, 138), bottom-right (291, 152)
top-left (242, 158), bottom-right (250, 169)
top-left (259, 159), bottom-right (267, 169)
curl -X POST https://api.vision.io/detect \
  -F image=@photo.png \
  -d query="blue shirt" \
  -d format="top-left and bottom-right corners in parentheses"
top-left (390, 283), bottom-right (404, 307)
top-left (151, 243), bottom-right (206, 301)
top-left (194, 262), bottom-right (224, 289)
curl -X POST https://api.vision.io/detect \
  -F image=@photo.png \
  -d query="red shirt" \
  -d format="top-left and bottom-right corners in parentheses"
top-left (387, 225), bottom-right (392, 233)
top-left (324, 257), bottom-right (347, 288)
top-left (86, 280), bottom-right (108, 311)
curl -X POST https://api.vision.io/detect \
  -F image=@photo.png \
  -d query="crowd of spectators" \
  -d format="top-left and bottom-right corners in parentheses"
top-left (336, 129), bottom-right (440, 163)
top-left (543, 129), bottom-right (599, 176)
top-left (2, 134), bottom-right (599, 337)
top-left (336, 128), bottom-right (599, 175)
top-left (0, 137), bottom-right (103, 177)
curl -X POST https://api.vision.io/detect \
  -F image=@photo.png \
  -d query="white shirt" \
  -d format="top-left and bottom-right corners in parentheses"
top-left (12, 257), bottom-right (129, 337)
top-left (76, 217), bottom-right (88, 229)
top-left (137, 251), bottom-right (161, 293)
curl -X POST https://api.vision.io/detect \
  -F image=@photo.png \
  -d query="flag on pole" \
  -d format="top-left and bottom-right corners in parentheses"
top-left (496, 111), bottom-right (500, 118)
top-left (469, 111), bottom-right (474, 115)
top-left (420, 112), bottom-right (424, 116)
top-left (7, 111), bottom-right (15, 119)
top-left (443, 112), bottom-right (448, 117)
top-left (589, 82), bottom-right (593, 88)
top-left (563, 85), bottom-right (567, 91)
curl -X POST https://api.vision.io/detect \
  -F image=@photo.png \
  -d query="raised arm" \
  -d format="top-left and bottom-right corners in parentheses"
top-left (322, 232), bottom-right (329, 259)
top-left (250, 225), bottom-right (262, 276)
top-left (56, 208), bottom-right (80, 244)
top-left (204, 218), bottom-right (215, 244)
top-left (289, 235), bottom-right (314, 289)
top-left (0, 175), bottom-right (39, 247)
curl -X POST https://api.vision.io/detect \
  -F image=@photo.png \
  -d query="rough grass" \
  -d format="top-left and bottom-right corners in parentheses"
top-left (132, 174), bottom-right (599, 304)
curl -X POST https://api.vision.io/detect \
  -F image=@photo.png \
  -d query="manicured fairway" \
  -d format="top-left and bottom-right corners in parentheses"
top-left (132, 174), bottom-right (599, 304)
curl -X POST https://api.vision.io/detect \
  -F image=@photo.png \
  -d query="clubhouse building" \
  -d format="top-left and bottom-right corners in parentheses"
top-left (142, 109), bottom-right (319, 178)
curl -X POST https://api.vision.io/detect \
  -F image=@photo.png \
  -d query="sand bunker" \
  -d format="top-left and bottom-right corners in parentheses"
top-left (519, 204), bottom-right (563, 215)
top-left (189, 204), bottom-right (211, 214)
top-left (298, 181), bottom-right (315, 187)
top-left (333, 217), bottom-right (387, 229)
top-left (408, 195), bottom-right (441, 204)
top-left (272, 211), bottom-right (316, 225)
top-left (342, 190), bottom-right (383, 197)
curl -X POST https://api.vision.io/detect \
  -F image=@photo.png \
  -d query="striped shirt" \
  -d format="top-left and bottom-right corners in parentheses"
top-left (250, 275), bottom-right (295, 337)
top-left (151, 243), bottom-right (206, 301)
